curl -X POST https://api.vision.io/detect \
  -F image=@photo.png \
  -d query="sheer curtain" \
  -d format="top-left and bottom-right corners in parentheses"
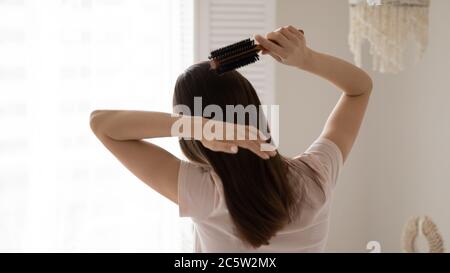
top-left (0, 0), bottom-right (193, 252)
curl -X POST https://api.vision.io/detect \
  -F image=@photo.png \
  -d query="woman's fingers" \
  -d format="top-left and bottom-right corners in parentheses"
top-left (255, 26), bottom-right (305, 66)
top-left (233, 124), bottom-right (265, 141)
top-left (267, 30), bottom-right (291, 49)
top-left (279, 26), bottom-right (298, 42)
top-left (202, 139), bottom-right (275, 159)
top-left (286, 25), bottom-right (304, 39)
top-left (202, 122), bottom-right (277, 159)
top-left (254, 35), bottom-right (285, 58)
top-left (221, 142), bottom-right (239, 154)
top-left (247, 125), bottom-right (269, 141)
top-left (202, 140), bottom-right (238, 154)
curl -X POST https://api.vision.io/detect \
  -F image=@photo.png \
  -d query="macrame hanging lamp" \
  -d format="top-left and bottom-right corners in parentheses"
top-left (349, 0), bottom-right (431, 73)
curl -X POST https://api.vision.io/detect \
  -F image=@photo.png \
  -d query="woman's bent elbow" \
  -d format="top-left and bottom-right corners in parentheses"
top-left (89, 110), bottom-right (107, 135)
top-left (366, 76), bottom-right (373, 94)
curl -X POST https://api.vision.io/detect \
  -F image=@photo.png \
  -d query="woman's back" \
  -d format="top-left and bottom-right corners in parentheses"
top-left (178, 138), bottom-right (343, 252)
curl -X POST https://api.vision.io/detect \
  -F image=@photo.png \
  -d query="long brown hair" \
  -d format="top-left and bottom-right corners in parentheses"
top-left (173, 62), bottom-right (322, 248)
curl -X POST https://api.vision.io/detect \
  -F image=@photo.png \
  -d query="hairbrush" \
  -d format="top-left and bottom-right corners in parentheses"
top-left (209, 29), bottom-right (304, 75)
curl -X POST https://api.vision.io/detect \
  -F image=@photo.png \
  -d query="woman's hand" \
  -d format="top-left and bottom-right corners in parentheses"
top-left (255, 25), bottom-right (311, 69)
top-left (191, 117), bottom-right (277, 160)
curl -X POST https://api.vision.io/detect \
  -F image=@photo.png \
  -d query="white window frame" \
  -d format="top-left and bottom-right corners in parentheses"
top-left (193, 0), bottom-right (276, 105)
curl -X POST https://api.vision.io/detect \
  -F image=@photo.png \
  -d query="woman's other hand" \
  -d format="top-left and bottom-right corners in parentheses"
top-left (193, 117), bottom-right (277, 160)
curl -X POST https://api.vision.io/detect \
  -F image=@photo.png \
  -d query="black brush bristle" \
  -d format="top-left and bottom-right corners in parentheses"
top-left (209, 38), bottom-right (260, 74)
top-left (209, 39), bottom-right (254, 60)
top-left (216, 54), bottom-right (259, 75)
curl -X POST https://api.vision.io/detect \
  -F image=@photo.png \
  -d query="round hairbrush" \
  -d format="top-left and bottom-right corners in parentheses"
top-left (209, 29), bottom-right (305, 74)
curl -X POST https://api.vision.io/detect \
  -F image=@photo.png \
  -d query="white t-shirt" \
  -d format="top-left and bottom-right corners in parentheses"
top-left (178, 138), bottom-right (343, 252)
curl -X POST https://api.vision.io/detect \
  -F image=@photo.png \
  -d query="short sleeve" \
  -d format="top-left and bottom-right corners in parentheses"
top-left (300, 137), bottom-right (344, 188)
top-left (178, 160), bottom-right (217, 219)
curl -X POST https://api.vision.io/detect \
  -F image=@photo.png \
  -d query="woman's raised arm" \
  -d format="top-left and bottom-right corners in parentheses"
top-left (255, 26), bottom-right (373, 161)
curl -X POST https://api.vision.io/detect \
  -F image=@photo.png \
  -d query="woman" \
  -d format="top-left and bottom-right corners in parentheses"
top-left (90, 26), bottom-right (373, 252)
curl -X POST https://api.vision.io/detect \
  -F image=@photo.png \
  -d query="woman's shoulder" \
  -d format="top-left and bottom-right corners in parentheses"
top-left (286, 137), bottom-right (344, 189)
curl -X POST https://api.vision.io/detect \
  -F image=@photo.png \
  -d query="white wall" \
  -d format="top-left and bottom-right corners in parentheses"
top-left (276, 0), bottom-right (450, 252)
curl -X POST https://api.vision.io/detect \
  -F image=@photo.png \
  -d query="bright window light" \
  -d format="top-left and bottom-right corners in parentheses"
top-left (0, 0), bottom-right (193, 252)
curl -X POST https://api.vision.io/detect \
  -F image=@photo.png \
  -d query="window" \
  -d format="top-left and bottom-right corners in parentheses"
top-left (0, 0), bottom-right (276, 252)
top-left (195, 0), bottom-right (276, 105)
top-left (0, 0), bottom-right (193, 252)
